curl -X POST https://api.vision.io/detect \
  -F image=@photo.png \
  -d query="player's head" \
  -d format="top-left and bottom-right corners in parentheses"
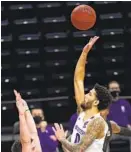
top-left (108, 80), bottom-right (120, 100)
top-left (11, 140), bottom-right (22, 152)
top-left (31, 106), bottom-right (44, 125)
top-left (81, 83), bottom-right (112, 111)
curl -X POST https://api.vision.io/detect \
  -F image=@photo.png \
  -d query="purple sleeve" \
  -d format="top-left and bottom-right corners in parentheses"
top-left (68, 113), bottom-right (78, 132)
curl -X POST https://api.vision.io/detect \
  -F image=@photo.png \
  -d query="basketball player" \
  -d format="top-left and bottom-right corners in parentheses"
top-left (52, 36), bottom-right (113, 152)
top-left (11, 90), bottom-right (42, 152)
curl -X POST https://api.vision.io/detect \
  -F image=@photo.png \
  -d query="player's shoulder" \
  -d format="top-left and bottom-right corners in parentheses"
top-left (88, 115), bottom-right (106, 129)
top-left (86, 116), bottom-right (106, 136)
top-left (77, 106), bottom-right (84, 115)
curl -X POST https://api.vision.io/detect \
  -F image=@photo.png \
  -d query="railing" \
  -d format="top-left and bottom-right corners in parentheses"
top-left (2, 96), bottom-right (131, 104)
top-left (1, 96), bottom-right (69, 104)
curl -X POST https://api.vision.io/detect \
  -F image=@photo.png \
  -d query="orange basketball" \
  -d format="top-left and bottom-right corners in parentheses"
top-left (71, 5), bottom-right (96, 30)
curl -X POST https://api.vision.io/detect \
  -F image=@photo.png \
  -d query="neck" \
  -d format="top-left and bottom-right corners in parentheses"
top-left (84, 107), bottom-right (99, 118)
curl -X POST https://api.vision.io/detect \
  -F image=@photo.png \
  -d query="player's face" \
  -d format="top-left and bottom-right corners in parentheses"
top-left (81, 89), bottom-right (98, 110)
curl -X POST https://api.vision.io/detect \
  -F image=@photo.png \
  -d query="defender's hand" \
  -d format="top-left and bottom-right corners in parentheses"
top-left (14, 90), bottom-right (29, 112)
top-left (52, 123), bottom-right (66, 141)
top-left (14, 90), bottom-right (25, 114)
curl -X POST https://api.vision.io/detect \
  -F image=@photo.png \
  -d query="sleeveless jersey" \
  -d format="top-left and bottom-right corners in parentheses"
top-left (71, 112), bottom-right (108, 152)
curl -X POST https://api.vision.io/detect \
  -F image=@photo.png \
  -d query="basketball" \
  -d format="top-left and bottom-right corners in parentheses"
top-left (71, 5), bottom-right (96, 30)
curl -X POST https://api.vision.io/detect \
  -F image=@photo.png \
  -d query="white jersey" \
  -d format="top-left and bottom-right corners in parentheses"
top-left (71, 112), bottom-right (108, 152)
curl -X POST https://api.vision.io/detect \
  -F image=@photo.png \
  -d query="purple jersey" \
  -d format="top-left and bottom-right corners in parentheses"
top-left (37, 125), bottom-right (58, 152)
top-left (107, 99), bottom-right (131, 127)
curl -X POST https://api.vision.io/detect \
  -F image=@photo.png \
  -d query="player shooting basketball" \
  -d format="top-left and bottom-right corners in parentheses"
top-left (53, 36), bottom-right (113, 152)
top-left (11, 90), bottom-right (42, 152)
top-left (53, 36), bottom-right (131, 152)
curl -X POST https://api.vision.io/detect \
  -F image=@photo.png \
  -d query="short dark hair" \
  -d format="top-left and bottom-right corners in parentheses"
top-left (94, 83), bottom-right (113, 110)
top-left (11, 140), bottom-right (22, 152)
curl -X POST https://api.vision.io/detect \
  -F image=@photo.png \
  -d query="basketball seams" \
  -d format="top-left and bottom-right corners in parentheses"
top-left (71, 4), bottom-right (96, 30)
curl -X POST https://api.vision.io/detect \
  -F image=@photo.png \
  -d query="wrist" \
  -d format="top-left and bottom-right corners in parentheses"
top-left (59, 137), bottom-right (66, 142)
top-left (19, 113), bottom-right (24, 117)
top-left (83, 49), bottom-right (89, 55)
top-left (25, 109), bottom-right (30, 112)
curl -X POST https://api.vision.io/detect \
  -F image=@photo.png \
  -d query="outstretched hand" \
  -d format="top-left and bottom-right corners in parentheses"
top-left (14, 90), bottom-right (29, 114)
top-left (14, 90), bottom-right (25, 114)
top-left (52, 123), bottom-right (68, 142)
top-left (83, 36), bottom-right (99, 53)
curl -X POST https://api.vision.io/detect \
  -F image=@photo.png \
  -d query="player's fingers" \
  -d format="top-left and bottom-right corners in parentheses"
top-left (19, 93), bottom-right (22, 98)
top-left (54, 123), bottom-right (61, 131)
top-left (92, 36), bottom-right (97, 41)
top-left (14, 90), bottom-right (22, 103)
top-left (94, 36), bottom-right (99, 40)
top-left (54, 123), bottom-right (58, 130)
top-left (17, 93), bottom-right (21, 98)
top-left (14, 90), bottom-right (18, 96)
top-left (89, 38), bottom-right (93, 42)
top-left (16, 93), bottom-right (22, 102)
top-left (60, 124), bottom-right (64, 131)
top-left (65, 130), bottom-right (68, 137)
top-left (52, 127), bottom-right (56, 134)
top-left (92, 36), bottom-right (99, 43)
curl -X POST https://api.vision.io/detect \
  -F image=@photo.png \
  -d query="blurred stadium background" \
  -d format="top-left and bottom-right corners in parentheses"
top-left (1, 1), bottom-right (131, 152)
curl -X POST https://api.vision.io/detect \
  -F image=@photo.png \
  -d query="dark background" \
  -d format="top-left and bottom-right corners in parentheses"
top-left (1, 1), bottom-right (131, 152)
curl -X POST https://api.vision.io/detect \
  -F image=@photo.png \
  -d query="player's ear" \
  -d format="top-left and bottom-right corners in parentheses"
top-left (94, 100), bottom-right (99, 106)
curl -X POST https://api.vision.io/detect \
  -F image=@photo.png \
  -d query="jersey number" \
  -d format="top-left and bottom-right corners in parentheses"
top-left (74, 133), bottom-right (80, 143)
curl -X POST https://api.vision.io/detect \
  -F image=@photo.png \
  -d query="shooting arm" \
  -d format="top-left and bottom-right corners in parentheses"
top-left (74, 36), bottom-right (99, 113)
top-left (60, 117), bottom-right (105, 152)
top-left (74, 48), bottom-right (90, 114)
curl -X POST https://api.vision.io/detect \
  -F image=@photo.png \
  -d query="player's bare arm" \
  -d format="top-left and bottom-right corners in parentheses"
top-left (110, 121), bottom-right (131, 136)
top-left (110, 121), bottom-right (121, 134)
top-left (21, 98), bottom-right (42, 152)
top-left (25, 104), bottom-right (42, 152)
top-left (53, 117), bottom-right (105, 152)
top-left (14, 90), bottom-right (42, 152)
top-left (20, 117), bottom-right (32, 152)
top-left (74, 36), bottom-right (99, 113)
top-left (14, 90), bottom-right (31, 152)
top-left (62, 135), bottom-right (71, 152)
top-left (19, 115), bottom-right (32, 152)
